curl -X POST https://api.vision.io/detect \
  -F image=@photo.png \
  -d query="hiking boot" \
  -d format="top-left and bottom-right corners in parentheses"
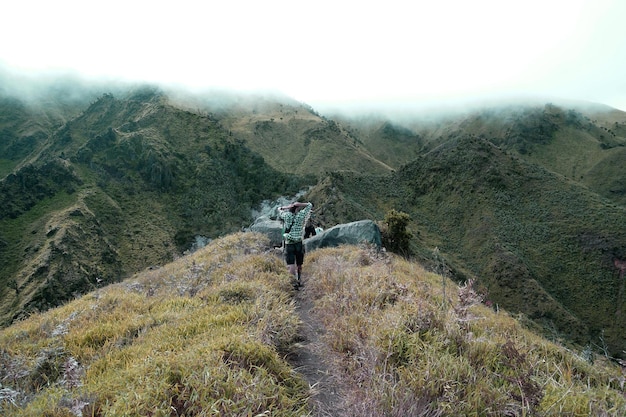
top-left (291, 279), bottom-right (302, 290)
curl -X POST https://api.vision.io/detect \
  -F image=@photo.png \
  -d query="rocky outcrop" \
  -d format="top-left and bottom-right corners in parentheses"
top-left (247, 218), bottom-right (381, 251)
top-left (304, 220), bottom-right (381, 252)
top-left (248, 216), bottom-right (284, 248)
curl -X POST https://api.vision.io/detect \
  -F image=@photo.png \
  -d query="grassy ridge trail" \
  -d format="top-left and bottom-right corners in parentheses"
top-left (289, 276), bottom-right (347, 416)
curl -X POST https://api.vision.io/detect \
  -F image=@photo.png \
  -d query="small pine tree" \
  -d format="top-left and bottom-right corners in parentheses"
top-left (381, 209), bottom-right (413, 256)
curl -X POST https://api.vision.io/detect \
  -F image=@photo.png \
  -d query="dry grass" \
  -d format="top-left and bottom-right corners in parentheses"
top-left (0, 232), bottom-right (308, 416)
top-left (1, 234), bottom-right (624, 416)
top-left (304, 244), bottom-right (626, 416)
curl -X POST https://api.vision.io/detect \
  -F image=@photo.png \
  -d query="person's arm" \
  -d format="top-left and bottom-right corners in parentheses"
top-left (296, 202), bottom-right (312, 220)
top-left (278, 204), bottom-right (291, 219)
top-left (279, 202), bottom-right (311, 211)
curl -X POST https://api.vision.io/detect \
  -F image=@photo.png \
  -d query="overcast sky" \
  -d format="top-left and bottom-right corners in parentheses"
top-left (1, 0), bottom-right (625, 112)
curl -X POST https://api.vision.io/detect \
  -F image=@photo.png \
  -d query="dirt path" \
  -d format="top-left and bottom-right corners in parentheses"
top-left (289, 278), bottom-right (346, 416)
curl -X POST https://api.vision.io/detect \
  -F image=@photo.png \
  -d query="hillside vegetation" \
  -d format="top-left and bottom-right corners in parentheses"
top-left (339, 104), bottom-right (626, 206)
top-left (308, 136), bottom-right (626, 357)
top-left (205, 94), bottom-right (393, 176)
top-left (1, 232), bottom-right (624, 416)
top-left (1, 80), bottom-right (625, 365)
top-left (0, 88), bottom-right (310, 327)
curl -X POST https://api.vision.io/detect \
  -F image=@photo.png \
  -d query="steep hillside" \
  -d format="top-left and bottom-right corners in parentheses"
top-left (199, 94), bottom-right (393, 176)
top-left (337, 116), bottom-right (425, 168)
top-left (0, 233), bottom-right (624, 416)
top-left (0, 88), bottom-right (309, 326)
top-left (339, 103), bottom-right (626, 206)
top-left (0, 96), bottom-right (74, 177)
top-left (449, 104), bottom-right (626, 207)
top-left (309, 136), bottom-right (626, 357)
top-left (0, 70), bottom-right (107, 177)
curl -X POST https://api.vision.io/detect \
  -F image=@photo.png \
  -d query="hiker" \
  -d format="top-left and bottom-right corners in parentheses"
top-left (278, 201), bottom-right (313, 289)
top-left (304, 211), bottom-right (317, 239)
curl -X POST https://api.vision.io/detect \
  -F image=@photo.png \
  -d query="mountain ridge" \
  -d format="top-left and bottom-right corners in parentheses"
top-left (0, 80), bottom-right (625, 359)
top-left (1, 232), bottom-right (624, 416)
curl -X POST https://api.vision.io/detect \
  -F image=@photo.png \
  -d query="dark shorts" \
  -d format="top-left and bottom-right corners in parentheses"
top-left (284, 242), bottom-right (304, 266)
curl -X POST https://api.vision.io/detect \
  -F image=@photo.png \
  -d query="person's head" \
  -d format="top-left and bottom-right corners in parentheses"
top-left (289, 205), bottom-right (297, 213)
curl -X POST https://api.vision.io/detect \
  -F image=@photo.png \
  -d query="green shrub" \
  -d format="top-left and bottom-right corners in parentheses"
top-left (381, 209), bottom-right (413, 256)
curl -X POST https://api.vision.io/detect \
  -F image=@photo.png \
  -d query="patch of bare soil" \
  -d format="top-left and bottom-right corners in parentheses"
top-left (288, 276), bottom-right (347, 417)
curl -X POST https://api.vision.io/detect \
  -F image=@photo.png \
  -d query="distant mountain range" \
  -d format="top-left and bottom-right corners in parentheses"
top-left (0, 77), bottom-right (624, 358)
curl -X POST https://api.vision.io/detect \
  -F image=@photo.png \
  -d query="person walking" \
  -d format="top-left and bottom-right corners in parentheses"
top-left (278, 201), bottom-right (313, 289)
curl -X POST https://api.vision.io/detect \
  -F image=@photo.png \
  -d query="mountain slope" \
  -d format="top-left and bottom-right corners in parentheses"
top-left (339, 103), bottom-right (626, 207)
top-left (0, 88), bottom-right (310, 326)
top-left (0, 96), bottom-right (72, 177)
top-left (195, 93), bottom-right (393, 176)
top-left (308, 136), bottom-right (626, 356)
top-left (334, 115), bottom-right (425, 168)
